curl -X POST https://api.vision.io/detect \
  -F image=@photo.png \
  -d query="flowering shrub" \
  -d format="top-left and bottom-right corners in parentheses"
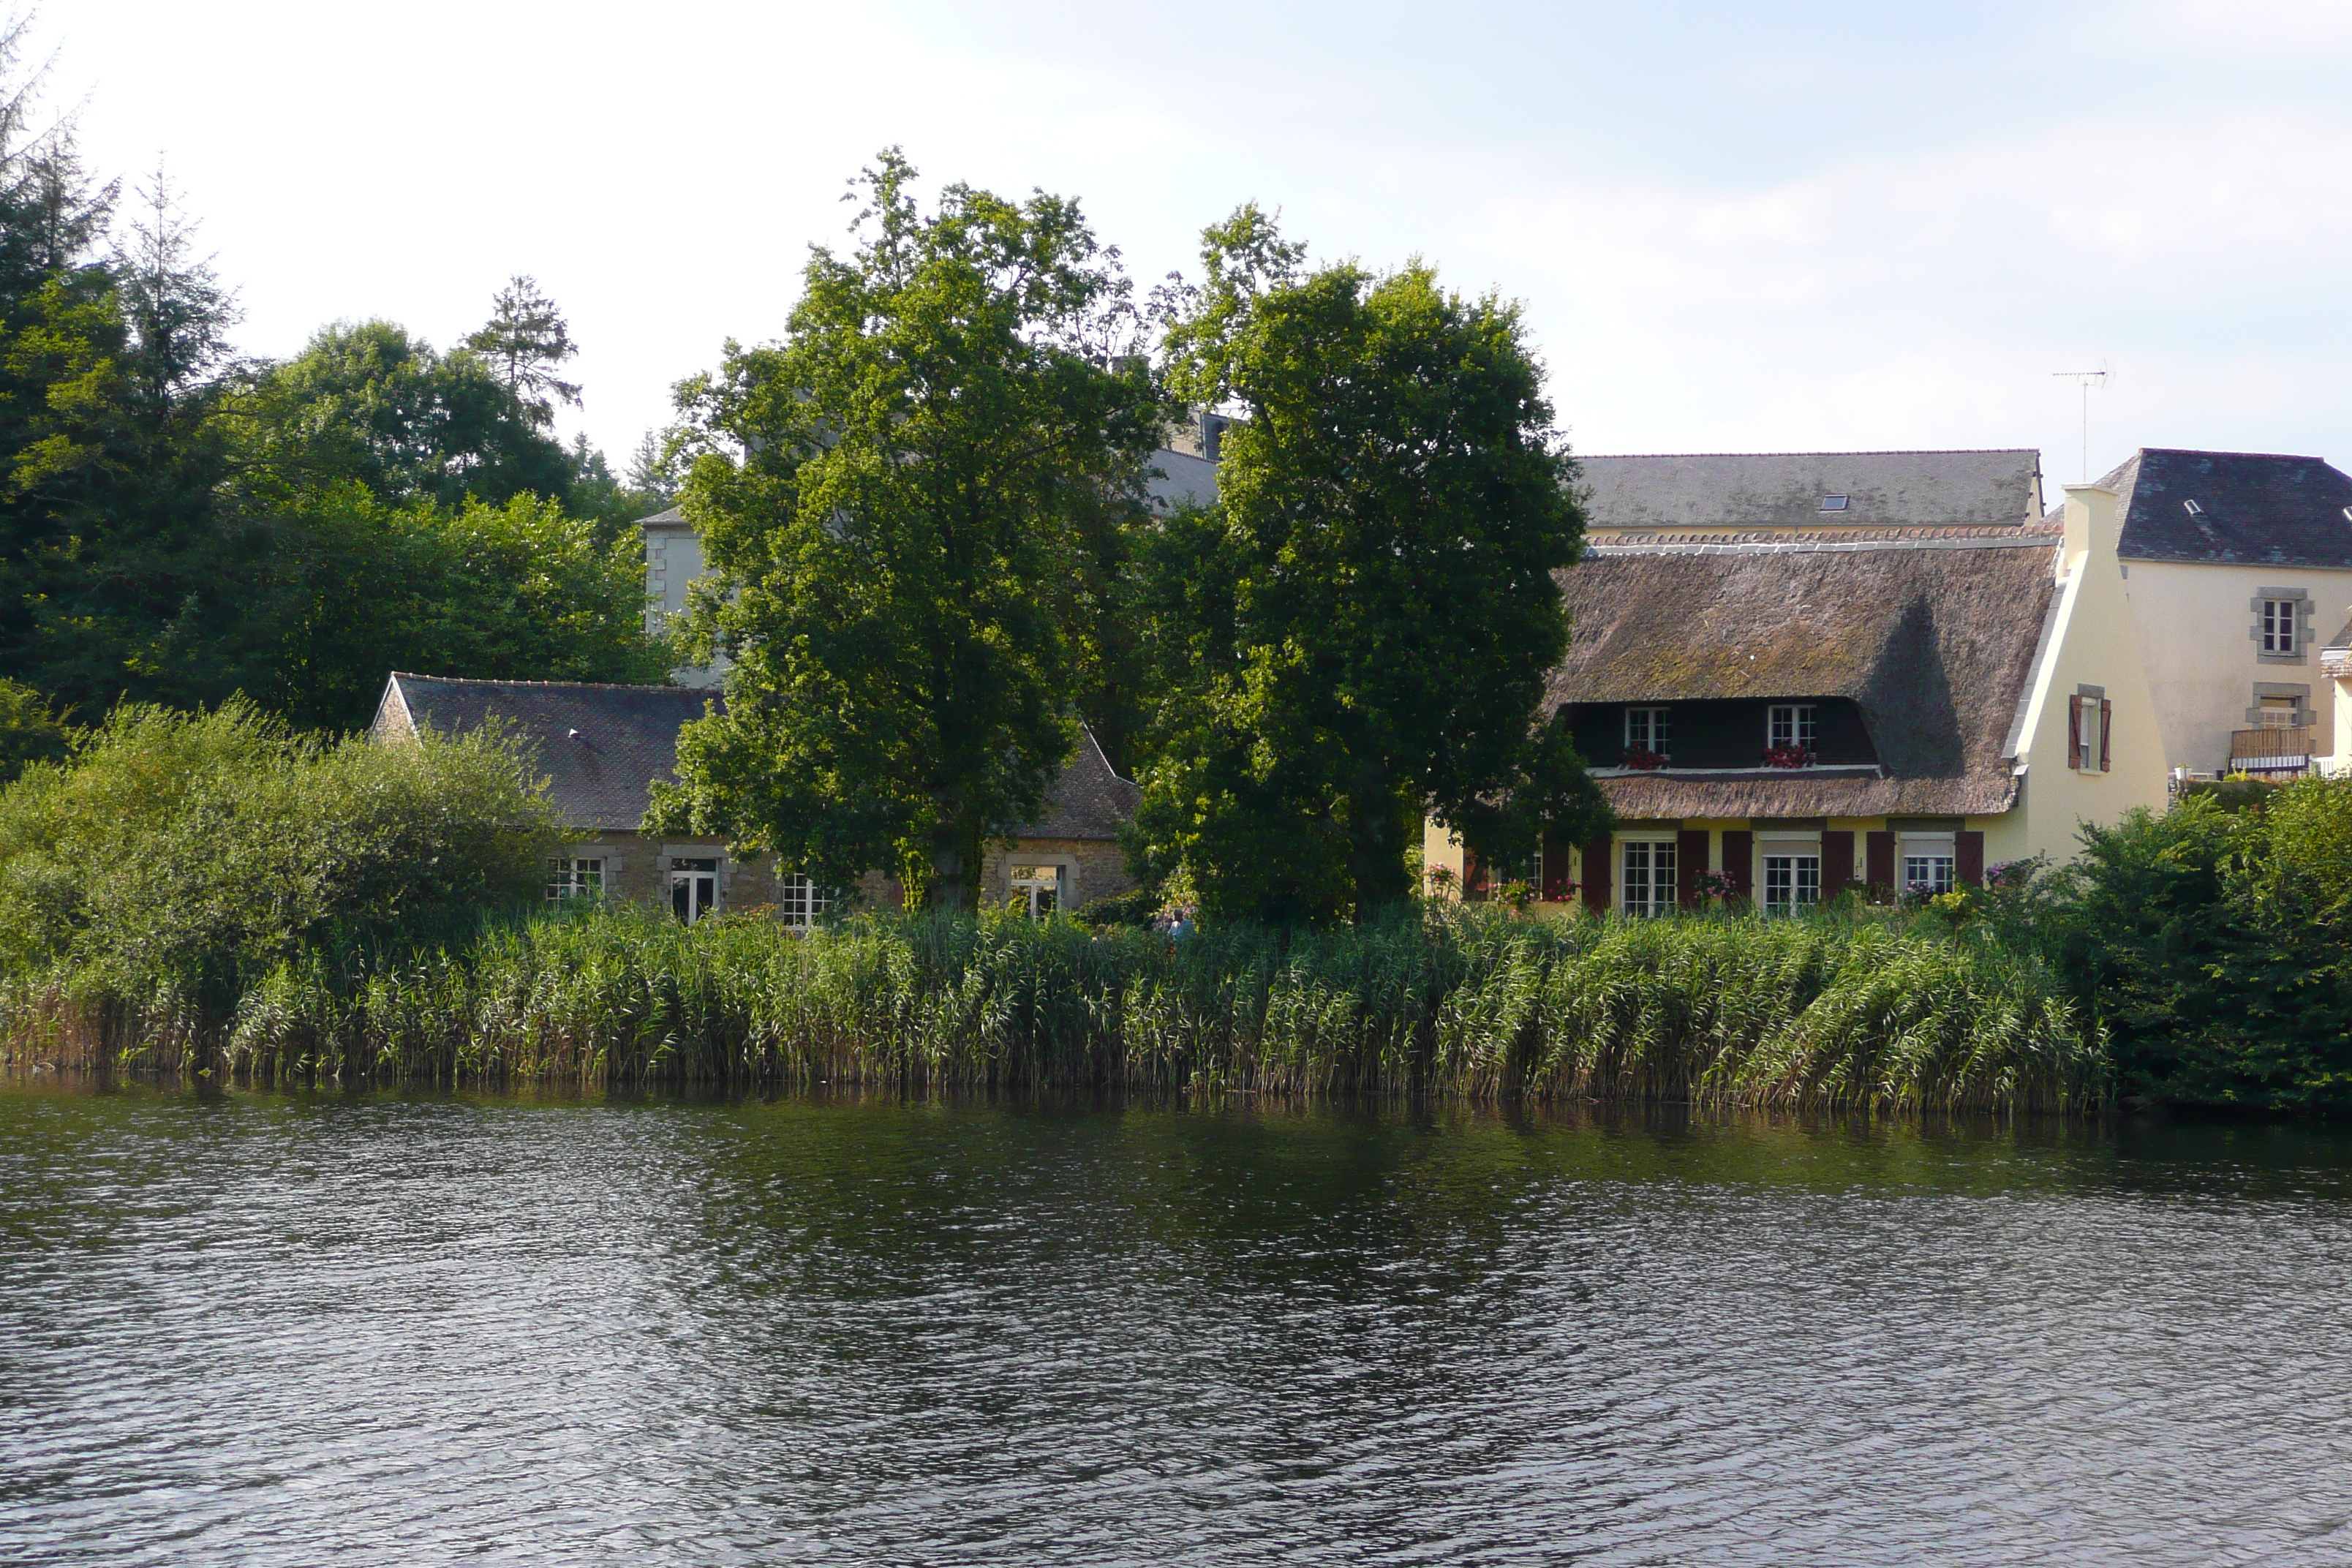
top-left (1621, 745), bottom-right (1670, 771)
top-left (1762, 745), bottom-right (1814, 769)
top-left (1495, 879), bottom-right (1539, 913)
top-left (1692, 870), bottom-right (1743, 902)
top-left (1425, 864), bottom-right (1459, 896)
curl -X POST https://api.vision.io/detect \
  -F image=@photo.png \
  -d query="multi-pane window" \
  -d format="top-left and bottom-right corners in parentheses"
top-left (545, 856), bottom-right (603, 902)
top-left (2258, 696), bottom-right (2300, 729)
top-left (1904, 853), bottom-right (1956, 897)
top-left (2261, 599), bottom-right (2299, 656)
top-left (1762, 853), bottom-right (1820, 915)
top-left (1624, 706), bottom-right (1670, 756)
top-left (1621, 840), bottom-right (1677, 918)
top-left (1010, 863), bottom-right (1066, 919)
top-left (1767, 704), bottom-right (1817, 753)
top-left (777, 873), bottom-right (829, 932)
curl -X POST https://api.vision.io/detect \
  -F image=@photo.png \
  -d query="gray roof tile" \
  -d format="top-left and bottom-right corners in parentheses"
top-left (2106, 448), bottom-right (2352, 567)
top-left (1580, 450), bottom-right (2043, 532)
top-left (373, 674), bottom-right (1136, 842)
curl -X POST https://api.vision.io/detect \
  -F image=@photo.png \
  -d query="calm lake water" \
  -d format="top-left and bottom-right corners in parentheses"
top-left (2, 1083), bottom-right (2351, 1566)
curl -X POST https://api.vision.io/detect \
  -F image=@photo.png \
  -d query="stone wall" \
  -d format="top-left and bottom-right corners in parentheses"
top-left (552, 832), bottom-right (1135, 919)
top-left (550, 832), bottom-right (784, 913)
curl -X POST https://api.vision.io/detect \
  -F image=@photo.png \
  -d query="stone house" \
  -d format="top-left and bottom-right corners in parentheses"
top-left (1425, 449), bottom-right (2169, 913)
top-left (371, 673), bottom-right (1145, 922)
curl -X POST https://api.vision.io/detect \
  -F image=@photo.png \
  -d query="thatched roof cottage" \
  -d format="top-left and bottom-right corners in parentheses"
top-left (1428, 451), bottom-right (2169, 914)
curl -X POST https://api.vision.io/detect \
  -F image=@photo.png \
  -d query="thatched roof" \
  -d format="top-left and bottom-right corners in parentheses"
top-left (1553, 534), bottom-right (2062, 818)
top-left (1580, 450), bottom-right (2043, 533)
top-left (2104, 448), bottom-right (2352, 568)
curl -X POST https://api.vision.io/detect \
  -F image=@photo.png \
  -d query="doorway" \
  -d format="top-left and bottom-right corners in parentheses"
top-left (669, 857), bottom-right (720, 923)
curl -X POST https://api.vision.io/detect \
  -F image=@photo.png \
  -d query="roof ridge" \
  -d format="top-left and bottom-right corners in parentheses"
top-left (389, 672), bottom-right (695, 694)
top-left (1588, 532), bottom-right (2058, 557)
top-left (1580, 448), bottom-right (2039, 460)
top-left (2133, 446), bottom-right (2330, 464)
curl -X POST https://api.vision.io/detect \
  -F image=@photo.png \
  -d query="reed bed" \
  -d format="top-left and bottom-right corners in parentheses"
top-left (0, 904), bottom-right (2103, 1110)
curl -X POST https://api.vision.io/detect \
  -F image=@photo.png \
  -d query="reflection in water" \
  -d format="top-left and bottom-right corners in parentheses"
top-left (1, 1083), bottom-right (2349, 1566)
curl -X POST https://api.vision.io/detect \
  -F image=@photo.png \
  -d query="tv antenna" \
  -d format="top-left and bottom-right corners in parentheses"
top-left (2053, 365), bottom-right (2111, 483)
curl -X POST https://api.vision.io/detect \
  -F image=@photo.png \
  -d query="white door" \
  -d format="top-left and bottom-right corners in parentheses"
top-left (669, 857), bottom-right (720, 923)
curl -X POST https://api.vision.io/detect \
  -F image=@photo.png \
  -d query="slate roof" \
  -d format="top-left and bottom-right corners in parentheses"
top-left (372, 673), bottom-right (1138, 841)
top-left (1551, 535), bottom-right (2061, 818)
top-left (2103, 448), bottom-right (2352, 568)
top-left (1025, 727), bottom-right (1143, 840)
top-left (1145, 447), bottom-right (1218, 515)
top-left (1579, 450), bottom-right (2043, 532)
top-left (374, 674), bottom-right (714, 831)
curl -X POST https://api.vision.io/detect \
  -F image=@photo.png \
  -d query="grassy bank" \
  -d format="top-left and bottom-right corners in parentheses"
top-left (1, 904), bottom-right (2098, 1111)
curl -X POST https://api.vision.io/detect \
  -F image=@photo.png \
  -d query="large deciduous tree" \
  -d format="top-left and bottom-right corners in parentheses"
top-left (645, 151), bottom-right (1161, 910)
top-left (1135, 206), bottom-right (1605, 923)
top-left (222, 318), bottom-right (575, 508)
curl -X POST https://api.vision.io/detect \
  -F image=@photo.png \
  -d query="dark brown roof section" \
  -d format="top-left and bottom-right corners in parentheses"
top-left (1552, 536), bottom-right (2060, 818)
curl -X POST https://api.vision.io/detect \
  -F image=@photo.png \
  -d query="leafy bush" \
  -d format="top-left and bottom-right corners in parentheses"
top-left (0, 701), bottom-right (565, 1012)
top-left (2035, 783), bottom-right (2352, 1108)
top-left (0, 680), bottom-right (70, 785)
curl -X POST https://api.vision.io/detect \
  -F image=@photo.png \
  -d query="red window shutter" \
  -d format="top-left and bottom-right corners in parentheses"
top-left (1821, 830), bottom-right (1855, 897)
top-left (2068, 695), bottom-right (2084, 769)
top-left (1676, 829), bottom-right (1708, 908)
top-left (1580, 837), bottom-right (1611, 913)
top-left (1866, 830), bottom-right (1896, 895)
top-left (1539, 826), bottom-right (1572, 902)
top-left (1956, 830), bottom-right (1985, 887)
top-left (2100, 698), bottom-right (2114, 773)
top-left (1721, 830), bottom-right (1754, 900)
top-left (1463, 848), bottom-right (1482, 898)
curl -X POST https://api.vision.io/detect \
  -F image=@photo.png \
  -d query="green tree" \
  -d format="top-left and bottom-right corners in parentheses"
top-left (645, 151), bottom-right (1161, 909)
top-left (245, 486), bottom-right (668, 732)
top-left (1136, 207), bottom-right (1605, 923)
top-left (0, 76), bottom-right (254, 717)
top-left (464, 273), bottom-right (581, 428)
top-left (225, 318), bottom-right (573, 508)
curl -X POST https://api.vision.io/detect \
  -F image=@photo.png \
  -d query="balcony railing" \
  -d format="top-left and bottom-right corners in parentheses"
top-left (2228, 725), bottom-right (2315, 775)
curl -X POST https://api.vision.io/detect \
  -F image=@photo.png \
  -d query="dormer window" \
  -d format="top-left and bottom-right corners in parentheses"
top-left (1624, 705), bottom-right (1670, 760)
top-left (1767, 704), bottom-right (1817, 753)
top-left (1819, 494), bottom-right (1849, 512)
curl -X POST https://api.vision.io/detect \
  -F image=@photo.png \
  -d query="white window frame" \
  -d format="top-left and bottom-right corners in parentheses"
top-left (1759, 839), bottom-right (1821, 916)
top-left (2260, 598), bottom-right (2299, 657)
top-left (1624, 705), bottom-right (1671, 757)
top-left (1008, 857), bottom-right (1076, 919)
top-left (545, 856), bottom-right (604, 902)
top-left (776, 872), bottom-right (830, 932)
top-left (1619, 837), bottom-right (1677, 919)
top-left (668, 855), bottom-right (721, 924)
top-left (2070, 687), bottom-right (2111, 775)
top-left (1767, 704), bottom-right (1817, 754)
top-left (2253, 589), bottom-right (2310, 664)
top-left (1900, 834), bottom-right (1956, 898)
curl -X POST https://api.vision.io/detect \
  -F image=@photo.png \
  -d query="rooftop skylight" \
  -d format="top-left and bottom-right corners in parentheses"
top-left (1819, 494), bottom-right (1849, 512)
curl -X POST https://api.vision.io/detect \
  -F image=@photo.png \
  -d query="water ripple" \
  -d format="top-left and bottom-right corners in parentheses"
top-left (0, 1088), bottom-right (2348, 1566)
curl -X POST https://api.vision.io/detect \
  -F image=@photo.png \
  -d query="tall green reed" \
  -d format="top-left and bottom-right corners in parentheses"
top-left (3, 902), bottom-right (2103, 1110)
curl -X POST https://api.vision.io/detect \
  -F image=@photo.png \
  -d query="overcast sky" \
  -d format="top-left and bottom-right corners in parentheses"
top-left (38, 0), bottom-right (2352, 489)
